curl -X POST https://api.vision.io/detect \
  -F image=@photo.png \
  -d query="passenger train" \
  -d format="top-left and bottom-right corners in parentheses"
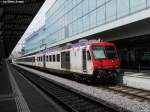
top-left (15, 40), bottom-right (123, 83)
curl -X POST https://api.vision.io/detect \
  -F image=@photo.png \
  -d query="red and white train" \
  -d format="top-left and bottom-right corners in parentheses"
top-left (15, 41), bottom-right (123, 83)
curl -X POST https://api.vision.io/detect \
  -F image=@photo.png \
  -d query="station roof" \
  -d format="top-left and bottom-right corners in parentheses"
top-left (0, 0), bottom-right (45, 58)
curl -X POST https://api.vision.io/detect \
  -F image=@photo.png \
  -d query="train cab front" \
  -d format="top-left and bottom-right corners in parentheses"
top-left (89, 42), bottom-right (123, 83)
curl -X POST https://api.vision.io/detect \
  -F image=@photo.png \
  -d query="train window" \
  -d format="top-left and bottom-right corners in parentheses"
top-left (46, 56), bottom-right (48, 61)
top-left (87, 51), bottom-right (91, 60)
top-left (57, 54), bottom-right (60, 62)
top-left (53, 55), bottom-right (55, 62)
top-left (92, 46), bottom-right (117, 59)
top-left (92, 46), bottom-right (105, 59)
top-left (105, 46), bottom-right (117, 59)
top-left (49, 55), bottom-right (52, 62)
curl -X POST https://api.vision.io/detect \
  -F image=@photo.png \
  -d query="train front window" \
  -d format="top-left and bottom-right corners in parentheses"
top-left (92, 46), bottom-right (105, 59)
top-left (105, 46), bottom-right (117, 59)
top-left (92, 46), bottom-right (117, 59)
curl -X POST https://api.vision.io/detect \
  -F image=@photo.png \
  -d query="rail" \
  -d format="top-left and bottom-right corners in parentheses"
top-left (12, 65), bottom-right (122, 112)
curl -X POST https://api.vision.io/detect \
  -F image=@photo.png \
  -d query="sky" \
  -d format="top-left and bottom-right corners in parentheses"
top-left (11, 0), bottom-right (56, 54)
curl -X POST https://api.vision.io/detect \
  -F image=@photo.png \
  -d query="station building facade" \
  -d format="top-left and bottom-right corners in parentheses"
top-left (24, 0), bottom-right (150, 69)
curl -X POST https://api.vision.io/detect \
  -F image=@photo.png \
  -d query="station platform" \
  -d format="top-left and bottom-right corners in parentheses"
top-left (1, 61), bottom-right (150, 112)
top-left (0, 61), bottom-right (17, 112)
top-left (0, 60), bottom-right (66, 112)
top-left (13, 64), bottom-right (150, 112)
top-left (124, 70), bottom-right (150, 91)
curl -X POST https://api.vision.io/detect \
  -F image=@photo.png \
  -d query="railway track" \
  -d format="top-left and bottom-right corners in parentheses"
top-left (100, 85), bottom-right (150, 102)
top-left (12, 65), bottom-right (125, 112)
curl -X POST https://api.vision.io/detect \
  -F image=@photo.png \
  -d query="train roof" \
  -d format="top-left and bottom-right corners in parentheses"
top-left (88, 41), bottom-right (115, 46)
top-left (16, 41), bottom-right (116, 59)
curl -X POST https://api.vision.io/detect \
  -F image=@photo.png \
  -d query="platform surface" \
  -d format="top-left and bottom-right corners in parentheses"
top-left (0, 61), bottom-right (13, 95)
top-left (0, 61), bottom-right (17, 112)
top-left (124, 70), bottom-right (150, 90)
top-left (0, 61), bottom-right (67, 112)
top-left (14, 64), bottom-right (150, 112)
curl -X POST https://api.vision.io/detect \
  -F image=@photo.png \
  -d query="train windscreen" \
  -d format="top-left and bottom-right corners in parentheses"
top-left (92, 46), bottom-right (117, 59)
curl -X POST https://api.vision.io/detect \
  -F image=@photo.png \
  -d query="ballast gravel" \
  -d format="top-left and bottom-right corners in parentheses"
top-left (15, 64), bottom-right (150, 112)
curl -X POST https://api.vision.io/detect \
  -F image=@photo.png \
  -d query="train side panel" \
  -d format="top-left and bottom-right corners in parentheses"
top-left (35, 54), bottom-right (44, 68)
top-left (45, 51), bottom-right (61, 70)
top-left (70, 48), bottom-right (83, 73)
top-left (86, 47), bottom-right (93, 75)
top-left (16, 55), bottom-right (35, 66)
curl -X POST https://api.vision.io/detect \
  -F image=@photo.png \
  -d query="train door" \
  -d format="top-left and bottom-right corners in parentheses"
top-left (43, 55), bottom-right (46, 68)
top-left (66, 52), bottom-right (70, 69)
top-left (61, 51), bottom-right (70, 70)
top-left (86, 50), bottom-right (93, 74)
top-left (82, 49), bottom-right (87, 72)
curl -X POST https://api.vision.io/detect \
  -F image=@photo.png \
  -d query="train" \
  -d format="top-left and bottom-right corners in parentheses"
top-left (14, 40), bottom-right (123, 84)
